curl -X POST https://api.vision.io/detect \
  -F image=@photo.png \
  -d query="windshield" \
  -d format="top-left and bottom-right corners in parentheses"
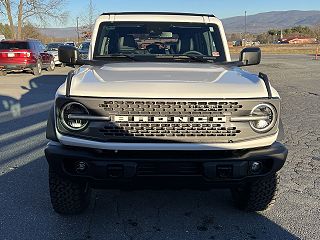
top-left (47, 43), bottom-right (63, 51)
top-left (0, 41), bottom-right (29, 50)
top-left (79, 42), bottom-right (90, 51)
top-left (94, 22), bottom-right (226, 62)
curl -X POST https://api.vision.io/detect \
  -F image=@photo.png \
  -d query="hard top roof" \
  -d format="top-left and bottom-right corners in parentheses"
top-left (101, 12), bottom-right (215, 17)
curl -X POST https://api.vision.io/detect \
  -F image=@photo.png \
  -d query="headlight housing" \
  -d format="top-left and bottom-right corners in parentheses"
top-left (249, 103), bottom-right (277, 133)
top-left (60, 102), bottom-right (89, 131)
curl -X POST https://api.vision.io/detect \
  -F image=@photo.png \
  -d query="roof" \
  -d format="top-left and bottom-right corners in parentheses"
top-left (101, 12), bottom-right (215, 17)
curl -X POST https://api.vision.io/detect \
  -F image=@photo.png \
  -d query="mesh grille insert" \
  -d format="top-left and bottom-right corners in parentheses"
top-left (98, 100), bottom-right (242, 139)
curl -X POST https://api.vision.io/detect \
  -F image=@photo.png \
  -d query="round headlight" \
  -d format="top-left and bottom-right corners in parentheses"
top-left (60, 102), bottom-right (89, 131)
top-left (250, 103), bottom-right (277, 133)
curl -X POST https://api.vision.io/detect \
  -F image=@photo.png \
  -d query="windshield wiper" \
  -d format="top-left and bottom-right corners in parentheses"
top-left (97, 54), bottom-right (139, 61)
top-left (161, 55), bottom-right (215, 63)
top-left (184, 55), bottom-right (213, 63)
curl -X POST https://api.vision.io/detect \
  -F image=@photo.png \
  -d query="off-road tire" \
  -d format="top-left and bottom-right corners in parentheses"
top-left (32, 61), bottom-right (42, 76)
top-left (49, 171), bottom-right (91, 215)
top-left (231, 173), bottom-right (279, 212)
top-left (47, 59), bottom-right (55, 71)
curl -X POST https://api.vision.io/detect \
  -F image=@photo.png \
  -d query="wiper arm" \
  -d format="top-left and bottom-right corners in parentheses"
top-left (184, 55), bottom-right (210, 63)
top-left (169, 55), bottom-right (215, 63)
top-left (103, 54), bottom-right (139, 61)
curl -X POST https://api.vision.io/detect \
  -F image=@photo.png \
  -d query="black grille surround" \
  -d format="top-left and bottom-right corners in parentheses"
top-left (56, 97), bottom-right (280, 143)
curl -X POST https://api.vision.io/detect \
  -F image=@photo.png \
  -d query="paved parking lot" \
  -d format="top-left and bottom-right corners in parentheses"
top-left (0, 55), bottom-right (319, 240)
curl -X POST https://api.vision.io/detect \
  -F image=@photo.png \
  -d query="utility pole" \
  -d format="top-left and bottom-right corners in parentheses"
top-left (244, 11), bottom-right (247, 43)
top-left (76, 17), bottom-right (80, 44)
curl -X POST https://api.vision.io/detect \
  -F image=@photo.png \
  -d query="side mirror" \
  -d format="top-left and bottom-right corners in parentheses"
top-left (58, 45), bottom-right (79, 64)
top-left (240, 47), bottom-right (261, 66)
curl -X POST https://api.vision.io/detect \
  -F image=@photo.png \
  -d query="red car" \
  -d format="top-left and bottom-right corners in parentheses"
top-left (0, 40), bottom-right (55, 76)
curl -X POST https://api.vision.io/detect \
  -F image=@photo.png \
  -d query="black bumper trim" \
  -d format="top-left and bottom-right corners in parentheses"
top-left (45, 142), bottom-right (287, 185)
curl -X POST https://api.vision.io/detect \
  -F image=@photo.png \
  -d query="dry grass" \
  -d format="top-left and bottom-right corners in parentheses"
top-left (229, 44), bottom-right (320, 55)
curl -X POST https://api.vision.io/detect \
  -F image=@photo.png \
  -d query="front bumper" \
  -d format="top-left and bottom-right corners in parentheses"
top-left (45, 141), bottom-right (287, 188)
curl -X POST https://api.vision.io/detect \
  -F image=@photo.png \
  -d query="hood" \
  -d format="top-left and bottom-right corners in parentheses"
top-left (63, 62), bottom-right (275, 99)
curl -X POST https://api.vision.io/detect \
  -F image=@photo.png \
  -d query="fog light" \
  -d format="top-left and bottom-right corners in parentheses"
top-left (251, 161), bottom-right (262, 173)
top-left (75, 161), bottom-right (88, 174)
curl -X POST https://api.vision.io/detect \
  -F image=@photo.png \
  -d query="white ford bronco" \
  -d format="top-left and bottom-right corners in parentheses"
top-left (45, 12), bottom-right (288, 214)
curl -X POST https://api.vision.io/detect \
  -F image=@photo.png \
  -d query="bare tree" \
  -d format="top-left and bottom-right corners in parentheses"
top-left (312, 24), bottom-right (320, 41)
top-left (0, 0), bottom-right (68, 39)
top-left (0, 0), bottom-right (15, 38)
top-left (78, 0), bottom-right (97, 40)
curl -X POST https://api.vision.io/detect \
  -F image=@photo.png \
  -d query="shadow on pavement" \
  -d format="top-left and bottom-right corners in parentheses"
top-left (0, 73), bottom-right (299, 240)
top-left (0, 74), bottom-right (65, 135)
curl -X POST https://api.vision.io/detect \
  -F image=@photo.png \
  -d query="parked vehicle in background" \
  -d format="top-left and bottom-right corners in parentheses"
top-left (64, 42), bottom-right (76, 47)
top-left (78, 41), bottom-right (90, 59)
top-left (0, 39), bottom-right (55, 76)
top-left (46, 42), bottom-right (65, 66)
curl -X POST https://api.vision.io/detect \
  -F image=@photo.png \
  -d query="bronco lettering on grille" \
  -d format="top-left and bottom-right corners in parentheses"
top-left (114, 116), bottom-right (227, 123)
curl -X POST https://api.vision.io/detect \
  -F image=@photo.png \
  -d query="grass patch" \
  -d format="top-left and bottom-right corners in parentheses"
top-left (229, 44), bottom-right (320, 55)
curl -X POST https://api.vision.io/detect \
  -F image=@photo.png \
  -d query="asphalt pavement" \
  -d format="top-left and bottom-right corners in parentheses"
top-left (0, 55), bottom-right (319, 240)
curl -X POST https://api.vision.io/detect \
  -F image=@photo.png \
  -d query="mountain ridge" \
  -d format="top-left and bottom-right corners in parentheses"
top-left (221, 10), bottom-right (320, 33)
top-left (38, 10), bottom-right (320, 38)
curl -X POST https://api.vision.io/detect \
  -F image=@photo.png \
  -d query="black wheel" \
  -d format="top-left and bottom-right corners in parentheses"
top-left (49, 171), bottom-right (91, 215)
top-left (32, 61), bottom-right (42, 75)
top-left (47, 59), bottom-right (55, 71)
top-left (231, 173), bottom-right (279, 212)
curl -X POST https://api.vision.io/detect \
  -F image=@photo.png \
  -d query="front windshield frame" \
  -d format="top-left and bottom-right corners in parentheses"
top-left (93, 21), bottom-right (226, 63)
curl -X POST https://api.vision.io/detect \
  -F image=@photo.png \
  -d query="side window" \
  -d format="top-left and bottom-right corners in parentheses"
top-left (36, 42), bottom-right (45, 52)
top-left (33, 42), bottom-right (40, 52)
top-left (29, 42), bottom-right (35, 51)
top-left (40, 43), bottom-right (46, 52)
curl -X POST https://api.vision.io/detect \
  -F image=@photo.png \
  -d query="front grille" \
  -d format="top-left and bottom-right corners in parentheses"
top-left (56, 97), bottom-right (280, 143)
top-left (100, 123), bottom-right (241, 137)
top-left (99, 100), bottom-right (243, 115)
top-left (97, 100), bottom-right (243, 140)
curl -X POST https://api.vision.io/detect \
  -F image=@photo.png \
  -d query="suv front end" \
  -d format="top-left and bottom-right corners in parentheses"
top-left (45, 12), bottom-right (287, 215)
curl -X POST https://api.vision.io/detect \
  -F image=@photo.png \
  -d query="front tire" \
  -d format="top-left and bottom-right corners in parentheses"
top-left (32, 61), bottom-right (42, 75)
top-left (231, 173), bottom-right (279, 211)
top-left (47, 59), bottom-right (55, 71)
top-left (49, 171), bottom-right (91, 215)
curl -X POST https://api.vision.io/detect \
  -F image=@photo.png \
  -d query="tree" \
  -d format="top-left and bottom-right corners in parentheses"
top-left (0, 0), bottom-right (15, 38)
top-left (78, 0), bottom-right (97, 40)
top-left (21, 22), bottom-right (42, 39)
top-left (312, 25), bottom-right (320, 41)
top-left (0, 0), bottom-right (67, 39)
top-left (256, 33), bottom-right (272, 44)
top-left (0, 23), bottom-right (13, 38)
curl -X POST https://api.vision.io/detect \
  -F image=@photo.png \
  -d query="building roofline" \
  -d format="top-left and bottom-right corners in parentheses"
top-left (100, 12), bottom-right (215, 17)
